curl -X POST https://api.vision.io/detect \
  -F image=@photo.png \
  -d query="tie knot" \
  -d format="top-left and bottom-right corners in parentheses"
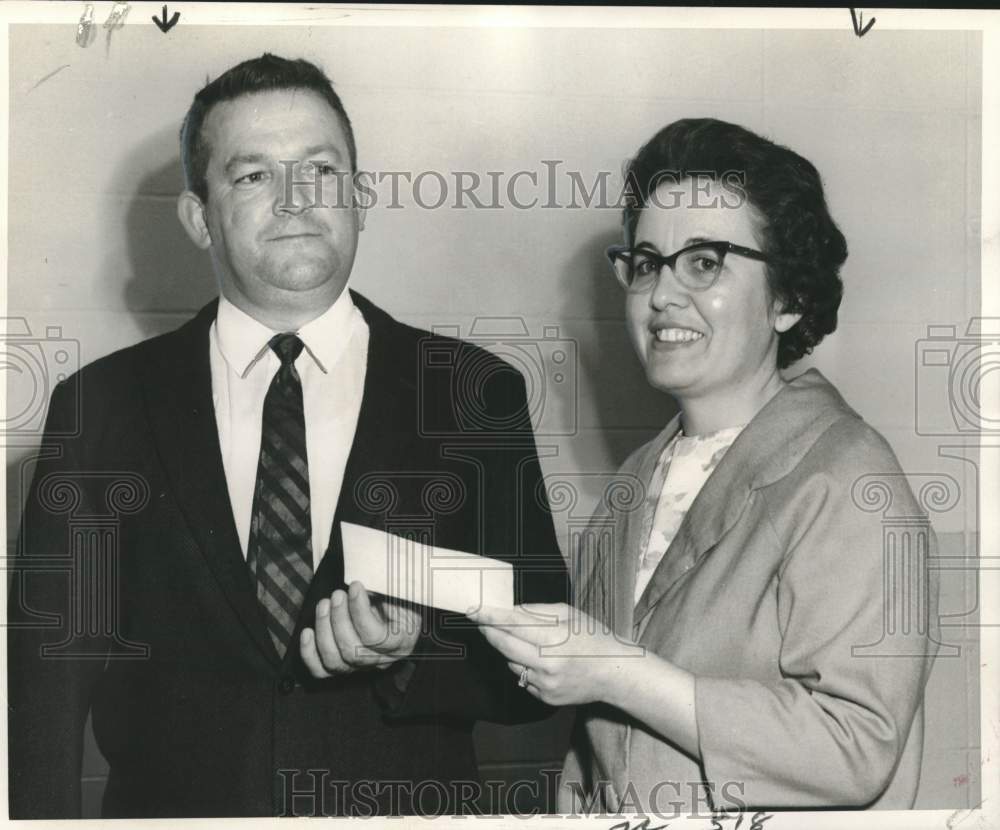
top-left (269, 333), bottom-right (304, 367)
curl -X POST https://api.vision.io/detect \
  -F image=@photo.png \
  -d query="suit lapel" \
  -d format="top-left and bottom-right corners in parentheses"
top-left (141, 300), bottom-right (278, 665)
top-left (140, 293), bottom-right (419, 669)
top-left (337, 291), bottom-right (415, 524)
top-left (299, 291), bottom-right (414, 618)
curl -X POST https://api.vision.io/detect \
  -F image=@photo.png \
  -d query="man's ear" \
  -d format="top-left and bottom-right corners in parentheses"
top-left (177, 191), bottom-right (212, 250)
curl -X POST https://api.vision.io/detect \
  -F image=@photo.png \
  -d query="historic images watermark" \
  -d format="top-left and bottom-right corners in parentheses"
top-left (4, 465), bottom-right (152, 660)
top-left (914, 318), bottom-right (1000, 437)
top-left (849, 472), bottom-right (961, 659)
top-left (0, 317), bottom-right (80, 445)
top-left (6, 316), bottom-right (995, 669)
top-left (417, 317), bottom-right (578, 440)
top-left (272, 162), bottom-right (749, 212)
top-left (340, 466), bottom-right (648, 659)
top-left (0, 308), bottom-right (151, 656)
top-left (276, 768), bottom-right (753, 819)
top-left (877, 315), bottom-right (1000, 657)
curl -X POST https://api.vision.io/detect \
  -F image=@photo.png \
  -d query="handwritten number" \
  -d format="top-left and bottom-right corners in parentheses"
top-left (707, 812), bottom-right (772, 830)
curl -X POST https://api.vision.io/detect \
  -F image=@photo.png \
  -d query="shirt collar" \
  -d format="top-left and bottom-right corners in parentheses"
top-left (216, 289), bottom-right (357, 378)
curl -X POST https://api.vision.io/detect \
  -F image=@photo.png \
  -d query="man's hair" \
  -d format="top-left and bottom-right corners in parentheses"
top-left (179, 53), bottom-right (357, 203)
top-left (622, 118), bottom-right (847, 369)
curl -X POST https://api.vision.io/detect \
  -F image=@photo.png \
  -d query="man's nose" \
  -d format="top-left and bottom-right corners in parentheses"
top-left (274, 164), bottom-right (316, 216)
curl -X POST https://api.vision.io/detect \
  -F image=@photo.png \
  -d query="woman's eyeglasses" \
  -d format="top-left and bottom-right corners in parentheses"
top-left (607, 241), bottom-right (768, 293)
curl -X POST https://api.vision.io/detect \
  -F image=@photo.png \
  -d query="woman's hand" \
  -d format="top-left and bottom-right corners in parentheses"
top-left (468, 602), bottom-right (645, 707)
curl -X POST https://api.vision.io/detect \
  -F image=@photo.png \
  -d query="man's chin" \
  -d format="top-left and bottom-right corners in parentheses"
top-left (267, 261), bottom-right (344, 293)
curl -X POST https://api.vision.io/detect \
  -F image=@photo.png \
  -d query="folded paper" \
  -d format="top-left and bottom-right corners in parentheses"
top-left (341, 521), bottom-right (513, 614)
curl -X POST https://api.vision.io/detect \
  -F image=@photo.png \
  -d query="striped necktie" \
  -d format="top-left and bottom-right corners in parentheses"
top-left (247, 333), bottom-right (313, 658)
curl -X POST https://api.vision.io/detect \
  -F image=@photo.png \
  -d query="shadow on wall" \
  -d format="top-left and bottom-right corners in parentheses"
top-left (106, 125), bottom-right (218, 341)
top-left (558, 232), bottom-right (674, 469)
top-left (8, 129), bottom-right (214, 567)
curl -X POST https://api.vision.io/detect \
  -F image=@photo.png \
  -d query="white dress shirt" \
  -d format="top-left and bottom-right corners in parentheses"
top-left (209, 290), bottom-right (369, 569)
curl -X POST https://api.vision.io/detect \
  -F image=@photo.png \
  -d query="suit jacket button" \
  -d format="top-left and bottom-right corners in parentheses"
top-left (278, 676), bottom-right (295, 694)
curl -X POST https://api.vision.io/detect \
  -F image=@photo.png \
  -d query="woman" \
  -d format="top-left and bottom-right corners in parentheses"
top-left (471, 118), bottom-right (939, 814)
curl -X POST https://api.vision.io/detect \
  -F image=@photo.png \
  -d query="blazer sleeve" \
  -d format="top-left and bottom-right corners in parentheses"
top-left (7, 378), bottom-right (107, 819)
top-left (376, 369), bottom-right (569, 724)
top-left (694, 421), bottom-right (940, 808)
top-left (557, 713), bottom-right (595, 813)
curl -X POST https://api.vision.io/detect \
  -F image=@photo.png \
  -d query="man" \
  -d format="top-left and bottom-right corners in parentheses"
top-left (8, 54), bottom-right (566, 818)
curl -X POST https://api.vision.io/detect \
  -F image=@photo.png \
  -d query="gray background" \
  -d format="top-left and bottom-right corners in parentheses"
top-left (5, 22), bottom-right (983, 813)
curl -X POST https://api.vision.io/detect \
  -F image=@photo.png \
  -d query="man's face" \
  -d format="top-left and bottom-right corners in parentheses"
top-left (185, 88), bottom-right (362, 323)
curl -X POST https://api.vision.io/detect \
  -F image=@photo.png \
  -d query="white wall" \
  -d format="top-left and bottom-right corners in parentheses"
top-left (5, 22), bottom-right (982, 812)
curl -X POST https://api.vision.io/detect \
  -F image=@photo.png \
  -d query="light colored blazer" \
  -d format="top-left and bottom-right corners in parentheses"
top-left (560, 369), bottom-right (939, 813)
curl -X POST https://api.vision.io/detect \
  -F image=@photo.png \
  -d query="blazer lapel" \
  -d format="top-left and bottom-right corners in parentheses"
top-left (632, 409), bottom-right (764, 628)
top-left (610, 420), bottom-right (678, 638)
top-left (632, 454), bottom-right (752, 628)
top-left (579, 419), bottom-right (678, 808)
top-left (141, 300), bottom-right (278, 665)
top-left (632, 369), bottom-right (854, 627)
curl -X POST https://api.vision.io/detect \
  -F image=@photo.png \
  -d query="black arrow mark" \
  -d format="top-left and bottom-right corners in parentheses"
top-left (850, 8), bottom-right (876, 37)
top-left (153, 5), bottom-right (180, 33)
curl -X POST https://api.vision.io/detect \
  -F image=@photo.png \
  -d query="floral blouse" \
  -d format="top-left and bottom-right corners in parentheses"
top-left (634, 423), bottom-right (747, 605)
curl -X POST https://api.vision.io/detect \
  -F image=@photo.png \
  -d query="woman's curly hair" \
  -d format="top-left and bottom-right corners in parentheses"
top-left (622, 118), bottom-right (847, 369)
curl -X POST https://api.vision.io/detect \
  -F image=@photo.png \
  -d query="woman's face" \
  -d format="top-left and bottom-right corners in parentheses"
top-left (625, 179), bottom-right (798, 406)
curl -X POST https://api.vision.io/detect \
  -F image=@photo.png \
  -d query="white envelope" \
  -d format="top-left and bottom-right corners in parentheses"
top-left (340, 521), bottom-right (514, 614)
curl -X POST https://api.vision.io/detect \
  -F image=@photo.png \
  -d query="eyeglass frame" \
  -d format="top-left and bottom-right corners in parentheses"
top-left (606, 240), bottom-right (769, 292)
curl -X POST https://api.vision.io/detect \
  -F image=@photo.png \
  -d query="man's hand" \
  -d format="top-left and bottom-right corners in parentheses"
top-left (300, 581), bottom-right (422, 677)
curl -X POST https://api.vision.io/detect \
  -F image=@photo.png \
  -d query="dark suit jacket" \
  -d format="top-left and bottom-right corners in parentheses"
top-left (8, 292), bottom-right (568, 818)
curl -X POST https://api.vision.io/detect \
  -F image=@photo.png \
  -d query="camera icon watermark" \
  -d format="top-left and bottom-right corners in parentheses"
top-left (418, 318), bottom-right (578, 438)
top-left (915, 317), bottom-right (1000, 436)
top-left (0, 317), bottom-right (80, 443)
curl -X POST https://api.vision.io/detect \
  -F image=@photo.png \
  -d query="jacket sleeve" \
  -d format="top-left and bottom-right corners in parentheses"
top-left (557, 714), bottom-right (596, 813)
top-left (695, 424), bottom-right (940, 808)
top-left (7, 378), bottom-right (106, 818)
top-left (377, 368), bottom-right (569, 724)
